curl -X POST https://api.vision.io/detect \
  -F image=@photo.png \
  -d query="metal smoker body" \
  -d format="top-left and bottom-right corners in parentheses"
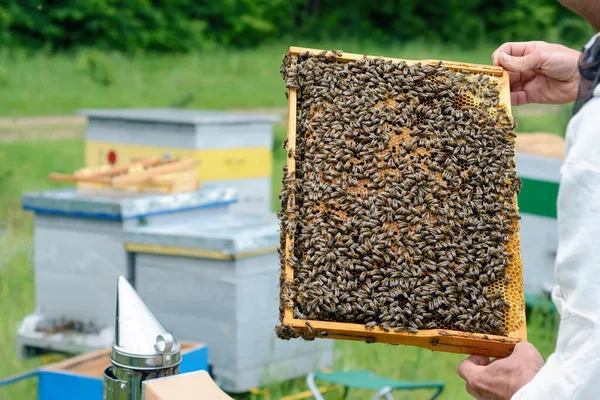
top-left (104, 277), bottom-right (181, 400)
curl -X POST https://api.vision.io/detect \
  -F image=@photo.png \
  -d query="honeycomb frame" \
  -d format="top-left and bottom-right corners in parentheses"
top-left (280, 46), bottom-right (527, 358)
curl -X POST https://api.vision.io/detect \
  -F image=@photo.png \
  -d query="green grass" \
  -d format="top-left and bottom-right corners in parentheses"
top-left (0, 138), bottom-right (84, 399)
top-left (0, 40), bottom-right (565, 399)
top-left (0, 39), bottom-right (570, 120)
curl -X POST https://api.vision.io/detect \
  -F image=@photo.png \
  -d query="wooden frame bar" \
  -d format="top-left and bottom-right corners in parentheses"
top-left (48, 157), bottom-right (201, 194)
top-left (289, 46), bottom-right (505, 76)
top-left (281, 46), bottom-right (527, 358)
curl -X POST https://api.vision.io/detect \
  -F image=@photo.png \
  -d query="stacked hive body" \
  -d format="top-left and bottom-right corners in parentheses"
top-left (277, 47), bottom-right (527, 357)
top-left (80, 108), bottom-right (281, 213)
top-left (18, 187), bottom-right (235, 356)
top-left (125, 213), bottom-right (333, 392)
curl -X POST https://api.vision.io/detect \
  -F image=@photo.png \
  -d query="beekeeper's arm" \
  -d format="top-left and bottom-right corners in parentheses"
top-left (459, 40), bottom-right (599, 399)
top-left (512, 76), bottom-right (600, 400)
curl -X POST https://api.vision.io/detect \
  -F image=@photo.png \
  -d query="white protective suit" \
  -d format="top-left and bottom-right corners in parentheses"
top-left (512, 34), bottom-right (600, 399)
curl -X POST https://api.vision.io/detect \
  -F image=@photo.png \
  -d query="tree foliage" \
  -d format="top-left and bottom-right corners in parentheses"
top-left (0, 0), bottom-right (591, 52)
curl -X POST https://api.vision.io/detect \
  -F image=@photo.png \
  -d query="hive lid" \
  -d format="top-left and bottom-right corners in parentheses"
top-left (21, 186), bottom-right (236, 220)
top-left (112, 276), bottom-right (181, 370)
top-left (515, 132), bottom-right (565, 160)
top-left (77, 108), bottom-right (281, 126)
top-left (124, 212), bottom-right (279, 258)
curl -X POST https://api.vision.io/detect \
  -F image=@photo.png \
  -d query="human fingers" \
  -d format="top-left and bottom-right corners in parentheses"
top-left (465, 382), bottom-right (481, 398)
top-left (492, 42), bottom-right (541, 64)
top-left (505, 62), bottom-right (535, 86)
top-left (511, 79), bottom-right (524, 93)
top-left (511, 91), bottom-right (528, 106)
top-left (458, 355), bottom-right (491, 380)
top-left (496, 52), bottom-right (547, 74)
top-left (511, 342), bottom-right (545, 366)
top-left (508, 71), bottom-right (522, 86)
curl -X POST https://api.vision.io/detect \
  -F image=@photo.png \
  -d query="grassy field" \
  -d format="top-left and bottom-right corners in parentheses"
top-left (0, 39), bottom-right (574, 125)
top-left (0, 40), bottom-right (566, 399)
top-left (2, 41), bottom-right (498, 115)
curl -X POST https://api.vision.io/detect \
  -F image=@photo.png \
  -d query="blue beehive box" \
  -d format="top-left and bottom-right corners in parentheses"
top-left (38, 342), bottom-right (208, 400)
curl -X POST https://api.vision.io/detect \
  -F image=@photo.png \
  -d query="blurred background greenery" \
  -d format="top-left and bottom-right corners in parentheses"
top-left (0, 0), bottom-right (593, 52)
top-left (0, 0), bottom-right (579, 399)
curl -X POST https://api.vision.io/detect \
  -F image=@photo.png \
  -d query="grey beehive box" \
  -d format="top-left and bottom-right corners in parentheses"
top-left (78, 108), bottom-right (282, 214)
top-left (125, 212), bottom-right (334, 393)
top-left (20, 187), bottom-right (236, 335)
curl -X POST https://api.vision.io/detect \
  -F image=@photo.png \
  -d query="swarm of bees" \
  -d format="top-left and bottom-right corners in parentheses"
top-left (276, 50), bottom-right (523, 340)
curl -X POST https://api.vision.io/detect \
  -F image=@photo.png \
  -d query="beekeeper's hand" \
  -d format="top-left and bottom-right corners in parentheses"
top-left (492, 41), bottom-right (580, 106)
top-left (457, 342), bottom-right (544, 400)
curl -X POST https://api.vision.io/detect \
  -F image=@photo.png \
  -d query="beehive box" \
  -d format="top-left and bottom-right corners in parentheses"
top-left (37, 342), bottom-right (208, 400)
top-left (125, 212), bottom-right (333, 392)
top-left (276, 47), bottom-right (527, 358)
top-left (79, 108), bottom-right (281, 213)
top-left (18, 186), bottom-right (235, 357)
top-left (515, 133), bottom-right (564, 296)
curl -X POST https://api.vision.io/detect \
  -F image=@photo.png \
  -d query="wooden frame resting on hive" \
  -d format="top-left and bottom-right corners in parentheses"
top-left (280, 46), bottom-right (527, 358)
top-left (49, 157), bottom-right (201, 194)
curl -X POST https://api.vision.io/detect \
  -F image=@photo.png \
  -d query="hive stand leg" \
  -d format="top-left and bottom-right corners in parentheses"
top-left (371, 386), bottom-right (394, 400)
top-left (306, 373), bottom-right (326, 400)
top-left (429, 386), bottom-right (444, 400)
top-left (342, 386), bottom-right (349, 399)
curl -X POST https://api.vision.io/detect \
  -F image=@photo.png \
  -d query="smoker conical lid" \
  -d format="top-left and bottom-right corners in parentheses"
top-left (111, 276), bottom-right (181, 370)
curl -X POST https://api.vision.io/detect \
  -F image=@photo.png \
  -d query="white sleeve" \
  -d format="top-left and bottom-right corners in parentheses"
top-left (512, 97), bottom-right (600, 399)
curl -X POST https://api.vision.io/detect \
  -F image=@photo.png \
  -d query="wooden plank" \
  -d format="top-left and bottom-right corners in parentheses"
top-left (64, 157), bottom-right (200, 193)
top-left (49, 173), bottom-right (111, 184)
top-left (125, 243), bottom-right (277, 261)
top-left (92, 158), bottom-right (171, 178)
top-left (500, 68), bottom-right (528, 343)
top-left (283, 83), bottom-right (298, 323)
top-left (499, 69), bottom-right (513, 116)
top-left (289, 46), bottom-right (504, 76)
top-left (111, 179), bottom-right (174, 189)
top-left (75, 158), bottom-right (170, 178)
top-left (52, 173), bottom-right (173, 188)
top-left (281, 48), bottom-right (527, 357)
top-left (50, 158), bottom-right (185, 188)
top-left (285, 318), bottom-right (519, 358)
top-left (111, 159), bottom-right (200, 185)
top-left (151, 170), bottom-right (197, 184)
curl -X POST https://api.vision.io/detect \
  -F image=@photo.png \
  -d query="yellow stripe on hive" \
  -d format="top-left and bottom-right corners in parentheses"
top-left (197, 147), bottom-right (272, 180)
top-left (85, 141), bottom-right (271, 180)
top-left (125, 243), bottom-right (278, 260)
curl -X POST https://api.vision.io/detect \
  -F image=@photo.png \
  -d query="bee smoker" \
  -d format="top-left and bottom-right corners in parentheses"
top-left (103, 276), bottom-right (181, 400)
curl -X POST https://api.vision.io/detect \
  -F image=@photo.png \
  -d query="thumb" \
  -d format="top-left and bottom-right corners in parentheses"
top-left (511, 342), bottom-right (545, 366)
top-left (497, 52), bottom-right (545, 73)
top-left (458, 355), bottom-right (491, 380)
